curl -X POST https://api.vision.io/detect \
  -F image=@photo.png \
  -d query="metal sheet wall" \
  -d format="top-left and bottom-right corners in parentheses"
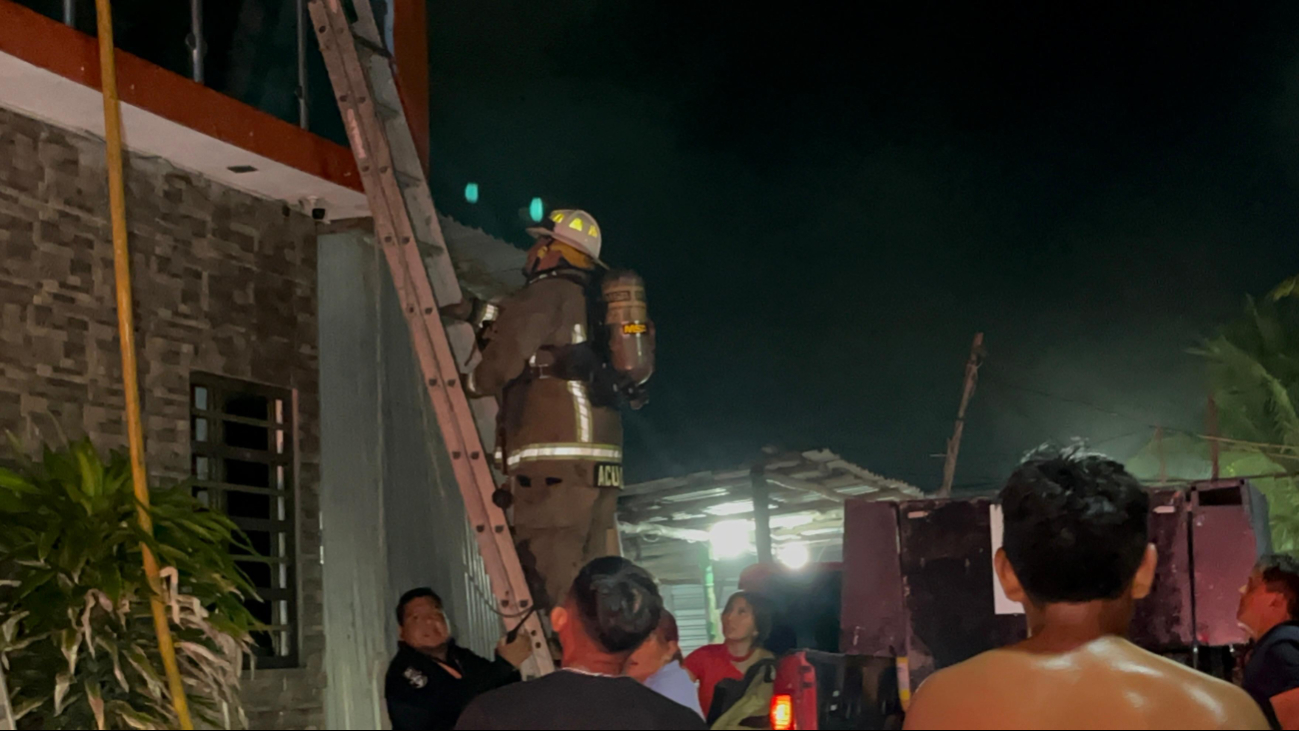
top-left (663, 583), bottom-right (712, 656)
top-left (319, 230), bottom-right (501, 730)
top-left (377, 246), bottom-right (500, 658)
top-left (318, 231), bottom-right (390, 730)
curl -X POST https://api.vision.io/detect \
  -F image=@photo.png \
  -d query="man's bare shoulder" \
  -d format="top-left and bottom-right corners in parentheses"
top-left (905, 638), bottom-right (1268, 730)
top-left (1077, 639), bottom-right (1267, 728)
top-left (903, 656), bottom-right (1019, 730)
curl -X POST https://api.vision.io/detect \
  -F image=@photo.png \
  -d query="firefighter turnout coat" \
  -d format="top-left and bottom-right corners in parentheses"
top-left (466, 267), bottom-right (623, 608)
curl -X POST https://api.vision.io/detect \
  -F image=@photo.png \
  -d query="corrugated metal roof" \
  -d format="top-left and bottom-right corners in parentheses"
top-left (437, 215), bottom-right (526, 301)
top-left (620, 448), bottom-right (922, 538)
top-left (621, 450), bottom-right (920, 589)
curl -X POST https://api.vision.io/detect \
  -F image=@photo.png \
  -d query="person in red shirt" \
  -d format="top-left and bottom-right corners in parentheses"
top-left (683, 591), bottom-right (775, 718)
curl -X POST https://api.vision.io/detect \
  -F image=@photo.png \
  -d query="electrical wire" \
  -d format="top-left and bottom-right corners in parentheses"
top-left (983, 373), bottom-right (1299, 458)
top-left (1140, 469), bottom-right (1299, 487)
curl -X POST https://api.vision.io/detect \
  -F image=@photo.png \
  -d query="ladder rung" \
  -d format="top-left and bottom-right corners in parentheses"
top-left (352, 30), bottom-right (391, 60)
top-left (395, 170), bottom-right (425, 190)
top-left (375, 101), bottom-right (403, 121)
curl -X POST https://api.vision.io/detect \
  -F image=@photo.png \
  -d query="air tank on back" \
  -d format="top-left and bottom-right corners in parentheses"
top-left (601, 270), bottom-right (655, 387)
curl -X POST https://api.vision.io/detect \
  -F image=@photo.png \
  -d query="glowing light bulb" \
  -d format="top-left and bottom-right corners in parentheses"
top-left (777, 542), bottom-right (810, 569)
top-left (709, 520), bottom-right (753, 560)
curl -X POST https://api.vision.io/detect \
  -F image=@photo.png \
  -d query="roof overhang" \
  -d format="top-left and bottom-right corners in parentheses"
top-left (620, 449), bottom-right (923, 547)
top-left (0, 0), bottom-right (367, 219)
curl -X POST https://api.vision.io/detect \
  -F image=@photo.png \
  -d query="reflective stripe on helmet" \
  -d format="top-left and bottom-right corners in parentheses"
top-left (506, 443), bottom-right (622, 467)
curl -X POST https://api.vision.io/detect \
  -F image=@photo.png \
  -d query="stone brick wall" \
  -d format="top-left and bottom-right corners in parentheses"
top-left (0, 105), bottom-right (325, 729)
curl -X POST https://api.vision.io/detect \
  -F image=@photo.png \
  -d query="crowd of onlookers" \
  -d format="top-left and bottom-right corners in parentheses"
top-left (383, 446), bottom-right (1299, 730)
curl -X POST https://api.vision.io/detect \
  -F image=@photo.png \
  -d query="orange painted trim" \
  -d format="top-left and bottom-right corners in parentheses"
top-left (0, 0), bottom-right (361, 193)
top-left (393, 0), bottom-right (430, 174)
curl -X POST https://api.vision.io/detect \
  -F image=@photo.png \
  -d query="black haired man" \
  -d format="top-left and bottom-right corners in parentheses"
top-left (385, 588), bottom-right (531, 730)
top-left (1239, 554), bottom-right (1299, 729)
top-left (456, 557), bottom-right (705, 730)
top-left (905, 446), bottom-right (1266, 730)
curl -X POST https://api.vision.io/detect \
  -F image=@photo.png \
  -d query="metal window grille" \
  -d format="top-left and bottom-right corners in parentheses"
top-left (190, 373), bottom-right (299, 669)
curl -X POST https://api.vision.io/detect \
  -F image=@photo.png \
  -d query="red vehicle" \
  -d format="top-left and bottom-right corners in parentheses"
top-left (743, 480), bottom-right (1270, 730)
top-left (739, 563), bottom-right (903, 730)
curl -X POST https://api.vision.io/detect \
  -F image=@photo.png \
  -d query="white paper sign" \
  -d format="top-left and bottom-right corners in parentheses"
top-left (989, 504), bottom-right (1025, 615)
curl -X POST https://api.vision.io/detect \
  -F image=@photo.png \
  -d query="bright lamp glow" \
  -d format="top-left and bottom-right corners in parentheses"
top-left (709, 520), bottom-right (752, 560)
top-left (464, 182), bottom-right (479, 203)
top-left (529, 197), bottom-right (544, 222)
top-left (777, 542), bottom-right (810, 569)
top-left (706, 501), bottom-right (754, 517)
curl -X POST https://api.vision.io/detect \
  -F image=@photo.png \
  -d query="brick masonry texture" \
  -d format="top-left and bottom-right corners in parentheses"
top-left (0, 105), bottom-right (325, 729)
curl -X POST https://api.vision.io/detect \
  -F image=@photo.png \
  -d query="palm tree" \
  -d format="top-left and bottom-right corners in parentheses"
top-left (1189, 280), bottom-right (1299, 552)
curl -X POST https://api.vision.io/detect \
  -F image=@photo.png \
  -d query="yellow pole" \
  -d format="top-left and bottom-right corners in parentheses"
top-left (92, 2), bottom-right (194, 728)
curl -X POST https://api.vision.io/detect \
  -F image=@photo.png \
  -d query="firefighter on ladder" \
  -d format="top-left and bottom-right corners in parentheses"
top-left (447, 209), bottom-right (654, 613)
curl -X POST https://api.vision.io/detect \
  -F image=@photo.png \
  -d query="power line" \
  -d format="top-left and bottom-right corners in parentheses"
top-left (982, 373), bottom-right (1299, 458)
top-left (1140, 469), bottom-right (1299, 487)
top-left (1090, 429), bottom-right (1151, 448)
top-left (982, 373), bottom-right (1169, 428)
top-left (984, 380), bottom-right (1068, 444)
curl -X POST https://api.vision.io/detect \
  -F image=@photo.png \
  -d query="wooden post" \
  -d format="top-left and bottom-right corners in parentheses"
top-left (94, 0), bottom-right (193, 726)
top-left (938, 333), bottom-right (985, 498)
top-left (1156, 426), bottom-right (1167, 485)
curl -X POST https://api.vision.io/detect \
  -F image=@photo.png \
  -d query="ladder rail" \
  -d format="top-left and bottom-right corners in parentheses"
top-left (308, 0), bottom-right (553, 674)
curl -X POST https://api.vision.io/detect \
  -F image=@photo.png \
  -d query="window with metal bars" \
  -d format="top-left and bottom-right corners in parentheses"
top-left (189, 373), bottom-right (298, 669)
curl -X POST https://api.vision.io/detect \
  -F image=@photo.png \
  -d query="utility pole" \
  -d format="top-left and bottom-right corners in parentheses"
top-left (1156, 426), bottom-right (1167, 485)
top-left (938, 333), bottom-right (985, 498)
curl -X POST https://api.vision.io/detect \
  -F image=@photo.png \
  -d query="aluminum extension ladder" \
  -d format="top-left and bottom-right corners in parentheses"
top-left (307, 0), bottom-right (553, 675)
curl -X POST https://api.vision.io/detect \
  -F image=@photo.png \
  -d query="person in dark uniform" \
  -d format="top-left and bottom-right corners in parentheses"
top-left (1239, 554), bottom-right (1299, 730)
top-left (385, 588), bottom-right (532, 730)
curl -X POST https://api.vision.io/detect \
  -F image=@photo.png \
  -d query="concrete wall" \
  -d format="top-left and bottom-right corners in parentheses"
top-left (318, 229), bottom-right (501, 730)
top-left (0, 105), bottom-right (325, 729)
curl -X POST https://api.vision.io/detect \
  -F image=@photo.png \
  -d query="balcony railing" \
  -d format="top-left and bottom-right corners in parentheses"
top-left (13, 0), bottom-right (353, 146)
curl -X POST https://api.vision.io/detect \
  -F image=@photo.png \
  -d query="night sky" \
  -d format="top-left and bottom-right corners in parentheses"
top-left (73, 1), bottom-right (1299, 488)
top-left (419, 3), bottom-right (1299, 490)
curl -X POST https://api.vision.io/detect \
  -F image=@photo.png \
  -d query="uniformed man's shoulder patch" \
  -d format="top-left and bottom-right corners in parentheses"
top-left (403, 666), bottom-right (427, 689)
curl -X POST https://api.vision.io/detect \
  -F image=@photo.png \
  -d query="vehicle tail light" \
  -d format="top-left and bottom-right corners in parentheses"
top-left (771, 693), bottom-right (794, 730)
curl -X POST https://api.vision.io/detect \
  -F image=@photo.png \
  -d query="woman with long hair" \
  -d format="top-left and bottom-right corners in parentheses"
top-left (682, 591), bottom-right (775, 718)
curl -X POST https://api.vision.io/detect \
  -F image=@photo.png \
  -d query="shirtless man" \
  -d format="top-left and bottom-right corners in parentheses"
top-left (904, 446), bottom-right (1267, 731)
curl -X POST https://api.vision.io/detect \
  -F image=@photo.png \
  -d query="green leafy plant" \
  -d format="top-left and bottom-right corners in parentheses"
top-left (0, 438), bottom-right (259, 729)
top-left (1174, 280), bottom-right (1299, 553)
